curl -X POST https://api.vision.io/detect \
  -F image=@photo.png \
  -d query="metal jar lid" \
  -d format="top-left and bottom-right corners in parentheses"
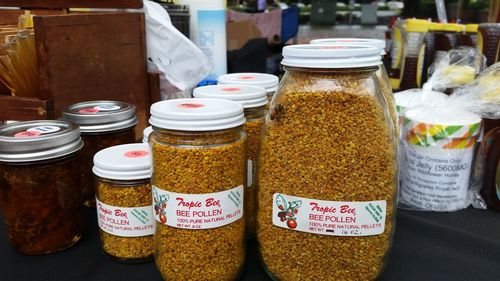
top-left (0, 120), bottom-right (84, 163)
top-left (61, 100), bottom-right (138, 133)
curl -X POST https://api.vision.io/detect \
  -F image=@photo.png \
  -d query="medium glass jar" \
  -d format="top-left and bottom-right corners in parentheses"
top-left (479, 128), bottom-right (500, 211)
top-left (93, 143), bottom-right (154, 263)
top-left (218, 72), bottom-right (279, 105)
top-left (0, 120), bottom-right (83, 255)
top-left (62, 100), bottom-right (138, 207)
top-left (149, 98), bottom-right (247, 281)
top-left (257, 45), bottom-right (398, 281)
top-left (194, 84), bottom-right (268, 236)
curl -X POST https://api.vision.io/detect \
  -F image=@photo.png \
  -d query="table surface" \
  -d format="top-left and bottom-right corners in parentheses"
top-left (1, 207), bottom-right (499, 281)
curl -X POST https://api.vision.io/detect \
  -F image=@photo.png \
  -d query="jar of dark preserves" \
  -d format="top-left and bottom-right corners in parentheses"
top-left (0, 120), bottom-right (84, 255)
top-left (479, 128), bottom-right (500, 211)
top-left (399, 19), bottom-right (429, 90)
top-left (62, 101), bottom-right (137, 207)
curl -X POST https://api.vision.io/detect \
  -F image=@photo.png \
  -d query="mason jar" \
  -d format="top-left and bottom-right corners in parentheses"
top-left (0, 120), bottom-right (83, 255)
top-left (193, 84), bottom-right (268, 236)
top-left (149, 98), bottom-right (247, 281)
top-left (257, 44), bottom-right (398, 281)
top-left (93, 143), bottom-right (154, 263)
top-left (62, 100), bottom-right (137, 207)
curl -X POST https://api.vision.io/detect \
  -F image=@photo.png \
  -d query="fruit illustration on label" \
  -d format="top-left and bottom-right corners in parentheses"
top-left (153, 188), bottom-right (170, 225)
top-left (276, 195), bottom-right (302, 229)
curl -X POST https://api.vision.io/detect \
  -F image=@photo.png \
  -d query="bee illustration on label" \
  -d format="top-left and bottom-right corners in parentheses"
top-left (276, 194), bottom-right (302, 229)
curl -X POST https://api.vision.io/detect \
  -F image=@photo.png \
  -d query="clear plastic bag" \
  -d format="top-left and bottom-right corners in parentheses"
top-left (425, 46), bottom-right (485, 92)
top-left (398, 62), bottom-right (500, 212)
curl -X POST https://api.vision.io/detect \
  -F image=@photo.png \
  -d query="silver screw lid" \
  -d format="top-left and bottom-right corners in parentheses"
top-left (61, 100), bottom-right (138, 133)
top-left (0, 120), bottom-right (83, 163)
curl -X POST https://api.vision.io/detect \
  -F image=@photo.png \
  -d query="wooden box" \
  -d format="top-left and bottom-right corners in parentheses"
top-left (0, 1), bottom-right (160, 135)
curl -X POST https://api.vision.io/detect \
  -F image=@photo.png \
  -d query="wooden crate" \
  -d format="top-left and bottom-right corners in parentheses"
top-left (0, 10), bottom-right (160, 136)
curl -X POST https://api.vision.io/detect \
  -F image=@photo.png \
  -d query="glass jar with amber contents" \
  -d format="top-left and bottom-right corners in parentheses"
top-left (149, 98), bottom-right (247, 281)
top-left (0, 120), bottom-right (84, 255)
top-left (193, 84), bottom-right (268, 237)
top-left (257, 45), bottom-right (398, 281)
top-left (93, 143), bottom-right (154, 263)
top-left (62, 100), bottom-right (137, 207)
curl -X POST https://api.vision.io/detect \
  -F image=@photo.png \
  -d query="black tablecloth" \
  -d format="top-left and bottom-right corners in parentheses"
top-left (1, 207), bottom-right (499, 281)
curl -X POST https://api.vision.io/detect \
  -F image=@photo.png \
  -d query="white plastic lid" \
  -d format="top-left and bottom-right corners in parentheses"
top-left (93, 143), bottom-right (151, 180)
top-left (282, 44), bottom-right (382, 68)
top-left (310, 38), bottom-right (386, 52)
top-left (142, 126), bottom-right (153, 144)
top-left (193, 85), bottom-right (268, 108)
top-left (394, 90), bottom-right (449, 113)
top-left (405, 107), bottom-right (481, 127)
top-left (149, 98), bottom-right (245, 131)
top-left (217, 73), bottom-right (279, 93)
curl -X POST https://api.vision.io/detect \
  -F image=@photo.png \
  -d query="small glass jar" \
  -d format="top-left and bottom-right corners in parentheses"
top-left (93, 143), bottom-right (154, 263)
top-left (193, 84), bottom-right (268, 236)
top-left (257, 45), bottom-right (398, 280)
top-left (149, 98), bottom-right (247, 281)
top-left (0, 120), bottom-right (83, 255)
top-left (478, 23), bottom-right (500, 67)
top-left (62, 100), bottom-right (138, 207)
top-left (218, 72), bottom-right (279, 105)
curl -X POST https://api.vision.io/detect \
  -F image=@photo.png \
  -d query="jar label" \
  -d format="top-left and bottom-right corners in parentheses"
top-left (96, 199), bottom-right (154, 237)
top-left (152, 185), bottom-right (244, 230)
top-left (14, 126), bottom-right (61, 138)
top-left (124, 150), bottom-right (149, 158)
top-left (400, 144), bottom-right (474, 211)
top-left (272, 193), bottom-right (386, 236)
top-left (94, 104), bottom-right (121, 111)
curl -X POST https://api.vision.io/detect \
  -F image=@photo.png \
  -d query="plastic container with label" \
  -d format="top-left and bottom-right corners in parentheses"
top-left (62, 101), bottom-right (138, 207)
top-left (399, 19), bottom-right (429, 90)
top-left (478, 23), bottom-right (500, 67)
top-left (217, 72), bottom-right (279, 105)
top-left (0, 120), bottom-right (83, 255)
top-left (93, 143), bottom-right (154, 263)
top-left (310, 38), bottom-right (398, 137)
top-left (149, 98), bottom-right (247, 281)
top-left (458, 24), bottom-right (479, 47)
top-left (479, 128), bottom-right (500, 211)
top-left (193, 84), bottom-right (267, 237)
top-left (257, 44), bottom-right (398, 281)
top-left (399, 107), bottom-right (481, 211)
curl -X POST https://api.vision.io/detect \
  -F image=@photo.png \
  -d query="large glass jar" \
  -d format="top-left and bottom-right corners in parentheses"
top-left (257, 45), bottom-right (398, 281)
top-left (62, 100), bottom-right (137, 207)
top-left (149, 98), bottom-right (247, 281)
top-left (0, 120), bottom-right (83, 255)
top-left (218, 72), bottom-right (279, 105)
top-left (194, 84), bottom-right (268, 237)
top-left (93, 143), bottom-right (154, 263)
